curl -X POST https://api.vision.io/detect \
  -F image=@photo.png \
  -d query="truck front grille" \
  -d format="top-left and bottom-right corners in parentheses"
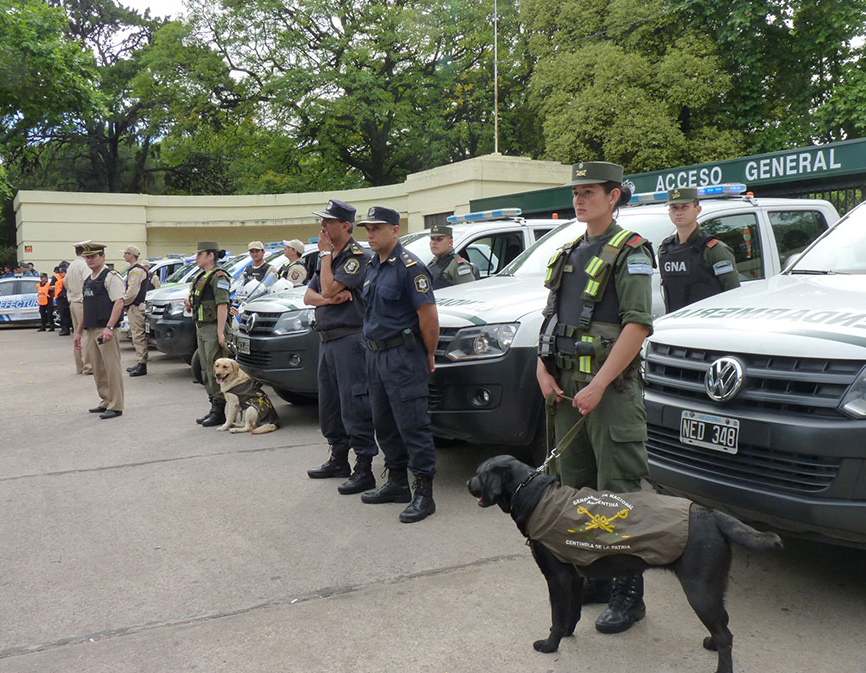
top-left (237, 351), bottom-right (271, 367)
top-left (645, 342), bottom-right (862, 418)
top-left (147, 302), bottom-right (167, 317)
top-left (239, 311), bottom-right (283, 336)
top-left (647, 426), bottom-right (841, 494)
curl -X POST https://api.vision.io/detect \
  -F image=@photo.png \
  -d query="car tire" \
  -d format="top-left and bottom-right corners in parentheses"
top-left (523, 414), bottom-right (550, 468)
top-left (274, 388), bottom-right (317, 406)
top-left (190, 349), bottom-right (203, 384)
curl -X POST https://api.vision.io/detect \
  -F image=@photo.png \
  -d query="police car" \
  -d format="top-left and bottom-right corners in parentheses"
top-left (234, 213), bottom-right (560, 404)
top-left (429, 186), bottom-right (839, 460)
top-left (643, 198), bottom-right (865, 547)
top-left (0, 275), bottom-right (41, 324)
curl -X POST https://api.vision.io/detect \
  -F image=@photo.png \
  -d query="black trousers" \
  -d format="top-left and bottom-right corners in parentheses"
top-left (39, 303), bottom-right (54, 329)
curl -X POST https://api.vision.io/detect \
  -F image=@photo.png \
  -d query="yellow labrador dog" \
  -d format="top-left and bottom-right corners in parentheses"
top-left (213, 358), bottom-right (279, 434)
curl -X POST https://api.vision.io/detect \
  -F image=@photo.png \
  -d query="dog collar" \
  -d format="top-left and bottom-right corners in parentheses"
top-left (512, 469), bottom-right (544, 505)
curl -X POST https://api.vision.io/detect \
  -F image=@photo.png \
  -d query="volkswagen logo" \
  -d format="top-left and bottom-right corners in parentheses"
top-left (246, 312), bottom-right (257, 333)
top-left (704, 357), bottom-right (745, 402)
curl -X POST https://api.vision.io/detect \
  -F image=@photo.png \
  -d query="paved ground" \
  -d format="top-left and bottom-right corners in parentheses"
top-left (1, 326), bottom-right (864, 673)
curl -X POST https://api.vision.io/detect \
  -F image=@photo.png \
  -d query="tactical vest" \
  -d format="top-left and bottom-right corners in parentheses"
top-left (280, 260), bottom-right (305, 282)
top-left (126, 263), bottom-right (150, 306)
top-left (37, 281), bottom-right (52, 306)
top-left (429, 250), bottom-right (476, 290)
top-left (190, 268), bottom-right (226, 323)
top-left (82, 268), bottom-right (114, 328)
top-left (658, 231), bottom-right (724, 313)
top-left (243, 262), bottom-right (271, 284)
top-left (540, 227), bottom-right (648, 379)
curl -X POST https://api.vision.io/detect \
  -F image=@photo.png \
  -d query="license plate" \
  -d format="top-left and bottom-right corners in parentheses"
top-left (679, 410), bottom-right (739, 454)
top-left (236, 336), bottom-right (250, 355)
top-left (144, 321), bottom-right (150, 334)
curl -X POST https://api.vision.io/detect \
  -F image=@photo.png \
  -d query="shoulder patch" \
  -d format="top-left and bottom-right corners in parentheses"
top-left (712, 260), bottom-right (735, 276)
top-left (625, 234), bottom-right (645, 248)
top-left (626, 255), bottom-right (653, 276)
top-left (344, 258), bottom-right (360, 275)
top-left (414, 274), bottom-right (430, 293)
top-left (706, 238), bottom-right (719, 248)
top-left (457, 265), bottom-right (473, 276)
top-left (216, 279), bottom-right (231, 291)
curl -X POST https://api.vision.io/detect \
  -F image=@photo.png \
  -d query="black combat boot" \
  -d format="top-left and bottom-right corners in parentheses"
top-left (399, 475), bottom-right (436, 523)
top-left (581, 578), bottom-right (613, 605)
top-left (200, 399), bottom-right (227, 427)
top-left (360, 469), bottom-right (411, 504)
top-left (337, 454), bottom-right (376, 494)
top-left (307, 446), bottom-right (351, 479)
top-left (595, 573), bottom-right (646, 634)
top-left (196, 398), bottom-right (215, 424)
top-left (128, 363), bottom-right (147, 377)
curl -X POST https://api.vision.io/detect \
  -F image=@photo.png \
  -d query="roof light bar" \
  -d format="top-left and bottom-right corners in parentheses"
top-left (447, 208), bottom-right (522, 224)
top-left (629, 183), bottom-right (747, 204)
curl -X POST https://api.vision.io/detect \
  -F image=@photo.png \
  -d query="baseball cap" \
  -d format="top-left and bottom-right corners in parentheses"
top-left (282, 239), bottom-right (305, 254)
top-left (248, 241), bottom-right (265, 251)
top-left (121, 244), bottom-right (141, 256)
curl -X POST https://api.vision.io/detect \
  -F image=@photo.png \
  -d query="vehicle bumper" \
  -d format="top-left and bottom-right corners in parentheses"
top-left (645, 389), bottom-right (866, 547)
top-left (235, 331), bottom-right (319, 395)
top-left (145, 315), bottom-right (197, 358)
top-left (428, 346), bottom-right (542, 446)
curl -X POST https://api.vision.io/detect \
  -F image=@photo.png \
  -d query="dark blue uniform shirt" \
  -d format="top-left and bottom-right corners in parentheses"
top-left (362, 241), bottom-right (435, 340)
top-left (309, 237), bottom-right (370, 331)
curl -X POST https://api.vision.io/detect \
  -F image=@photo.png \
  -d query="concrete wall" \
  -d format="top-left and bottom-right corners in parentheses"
top-left (15, 154), bottom-right (571, 271)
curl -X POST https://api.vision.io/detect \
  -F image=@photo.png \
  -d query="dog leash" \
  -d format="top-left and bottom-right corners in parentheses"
top-left (537, 391), bottom-right (588, 473)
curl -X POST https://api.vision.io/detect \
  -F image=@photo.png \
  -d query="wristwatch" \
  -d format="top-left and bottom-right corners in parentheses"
top-left (106, 325), bottom-right (115, 331)
top-left (320, 251), bottom-right (332, 257)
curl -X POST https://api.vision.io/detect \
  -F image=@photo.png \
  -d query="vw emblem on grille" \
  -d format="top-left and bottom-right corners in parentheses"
top-left (704, 357), bottom-right (744, 402)
top-left (246, 313), bottom-right (257, 333)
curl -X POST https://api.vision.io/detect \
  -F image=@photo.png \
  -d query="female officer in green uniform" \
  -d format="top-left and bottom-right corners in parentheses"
top-left (535, 161), bottom-right (654, 635)
top-left (185, 241), bottom-right (231, 427)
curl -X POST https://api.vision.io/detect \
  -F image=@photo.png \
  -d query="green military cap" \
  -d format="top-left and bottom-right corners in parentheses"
top-left (667, 187), bottom-right (699, 203)
top-left (429, 225), bottom-right (453, 237)
top-left (81, 242), bottom-right (106, 255)
top-left (565, 161), bottom-right (624, 186)
top-left (196, 241), bottom-right (220, 252)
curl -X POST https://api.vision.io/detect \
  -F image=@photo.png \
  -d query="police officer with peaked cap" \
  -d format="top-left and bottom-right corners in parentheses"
top-left (357, 206), bottom-right (440, 523)
top-left (73, 242), bottom-right (126, 418)
top-left (304, 199), bottom-right (379, 494)
top-left (658, 187), bottom-right (740, 313)
top-left (536, 161), bottom-right (654, 632)
top-left (427, 224), bottom-right (478, 290)
top-left (184, 241), bottom-right (232, 427)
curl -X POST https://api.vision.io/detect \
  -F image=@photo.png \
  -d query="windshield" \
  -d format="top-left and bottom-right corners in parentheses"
top-left (165, 262), bottom-right (197, 283)
top-left (500, 209), bottom-right (675, 276)
top-left (791, 202), bottom-right (866, 274)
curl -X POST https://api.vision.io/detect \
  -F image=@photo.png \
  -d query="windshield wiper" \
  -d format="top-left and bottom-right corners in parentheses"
top-left (790, 269), bottom-right (836, 275)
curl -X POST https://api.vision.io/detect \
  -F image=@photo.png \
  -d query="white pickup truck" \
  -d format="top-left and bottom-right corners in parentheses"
top-left (643, 198), bottom-right (865, 547)
top-left (429, 187), bottom-right (840, 461)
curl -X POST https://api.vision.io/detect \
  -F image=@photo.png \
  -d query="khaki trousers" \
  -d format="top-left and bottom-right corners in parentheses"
top-left (83, 327), bottom-right (124, 411)
top-left (70, 302), bottom-right (92, 374)
top-left (127, 303), bottom-right (148, 364)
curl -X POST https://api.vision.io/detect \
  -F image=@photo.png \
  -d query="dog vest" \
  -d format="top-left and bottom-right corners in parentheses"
top-left (525, 485), bottom-right (691, 566)
top-left (227, 378), bottom-right (279, 428)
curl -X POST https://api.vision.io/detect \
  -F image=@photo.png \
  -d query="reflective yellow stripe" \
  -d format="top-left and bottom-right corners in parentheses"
top-left (584, 279), bottom-right (600, 297)
top-left (610, 229), bottom-right (632, 247)
top-left (579, 356), bottom-right (591, 373)
top-left (584, 256), bottom-right (604, 277)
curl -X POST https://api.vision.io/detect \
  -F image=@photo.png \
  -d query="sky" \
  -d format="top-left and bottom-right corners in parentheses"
top-left (121, 0), bottom-right (186, 20)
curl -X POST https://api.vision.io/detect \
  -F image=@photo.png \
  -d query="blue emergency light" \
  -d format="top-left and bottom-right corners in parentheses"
top-left (447, 208), bottom-right (522, 224)
top-left (629, 183), bottom-right (747, 204)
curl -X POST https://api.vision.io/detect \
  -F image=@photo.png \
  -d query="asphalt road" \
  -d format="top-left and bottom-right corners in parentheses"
top-left (1, 326), bottom-right (864, 673)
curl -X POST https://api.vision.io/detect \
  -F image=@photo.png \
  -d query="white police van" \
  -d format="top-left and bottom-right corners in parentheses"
top-left (0, 276), bottom-right (41, 324)
top-left (428, 186), bottom-right (840, 460)
top-left (643, 198), bottom-right (865, 547)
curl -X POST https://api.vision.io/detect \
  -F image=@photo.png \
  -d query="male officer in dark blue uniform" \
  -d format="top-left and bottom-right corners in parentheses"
top-left (357, 206), bottom-right (440, 523)
top-left (304, 199), bottom-right (379, 495)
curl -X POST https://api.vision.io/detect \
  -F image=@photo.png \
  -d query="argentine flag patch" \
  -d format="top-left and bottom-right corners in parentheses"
top-left (627, 255), bottom-right (653, 275)
top-left (713, 260), bottom-right (735, 276)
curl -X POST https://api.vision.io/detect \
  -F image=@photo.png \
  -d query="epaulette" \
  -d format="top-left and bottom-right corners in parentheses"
top-left (625, 234), bottom-right (647, 248)
top-left (401, 252), bottom-right (417, 267)
top-left (108, 269), bottom-right (123, 277)
top-left (351, 245), bottom-right (363, 255)
top-left (706, 238), bottom-right (719, 248)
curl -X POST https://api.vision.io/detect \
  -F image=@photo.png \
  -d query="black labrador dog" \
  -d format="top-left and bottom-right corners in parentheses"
top-left (467, 455), bottom-right (782, 673)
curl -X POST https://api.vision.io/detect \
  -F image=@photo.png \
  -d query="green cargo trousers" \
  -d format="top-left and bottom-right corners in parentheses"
top-left (196, 321), bottom-right (229, 401)
top-left (548, 369), bottom-right (648, 494)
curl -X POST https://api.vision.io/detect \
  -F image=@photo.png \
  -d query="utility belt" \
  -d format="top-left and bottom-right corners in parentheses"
top-left (366, 328), bottom-right (419, 352)
top-left (544, 322), bottom-right (638, 385)
top-left (318, 325), bottom-right (362, 343)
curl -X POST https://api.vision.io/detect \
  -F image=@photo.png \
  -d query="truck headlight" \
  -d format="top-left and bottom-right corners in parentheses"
top-left (165, 299), bottom-right (192, 318)
top-left (839, 366), bottom-right (866, 418)
top-left (273, 308), bottom-right (314, 336)
top-left (445, 323), bottom-right (518, 361)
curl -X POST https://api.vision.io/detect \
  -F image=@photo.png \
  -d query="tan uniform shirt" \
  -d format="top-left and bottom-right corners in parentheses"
top-left (123, 265), bottom-right (148, 306)
top-left (65, 256), bottom-right (89, 303)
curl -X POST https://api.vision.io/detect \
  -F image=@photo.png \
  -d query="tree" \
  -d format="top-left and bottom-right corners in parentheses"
top-left (522, 0), bottom-right (743, 171)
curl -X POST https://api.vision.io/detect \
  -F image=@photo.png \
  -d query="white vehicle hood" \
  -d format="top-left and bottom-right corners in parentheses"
top-left (435, 275), bottom-right (547, 327)
top-left (242, 286), bottom-right (310, 313)
top-left (653, 274), bottom-right (866, 357)
top-left (147, 282), bottom-right (191, 302)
